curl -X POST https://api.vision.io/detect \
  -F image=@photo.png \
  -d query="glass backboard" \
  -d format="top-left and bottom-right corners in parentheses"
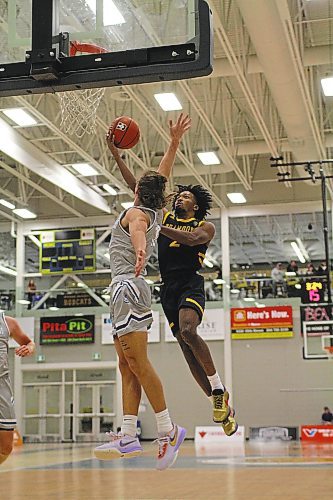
top-left (0, 0), bottom-right (212, 96)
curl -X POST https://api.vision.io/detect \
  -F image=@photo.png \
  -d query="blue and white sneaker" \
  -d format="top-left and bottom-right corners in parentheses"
top-left (155, 424), bottom-right (186, 471)
top-left (94, 432), bottom-right (143, 460)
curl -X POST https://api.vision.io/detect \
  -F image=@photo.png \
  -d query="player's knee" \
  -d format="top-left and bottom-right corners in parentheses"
top-left (180, 323), bottom-right (196, 345)
top-left (118, 357), bottom-right (131, 376)
top-left (124, 355), bottom-right (146, 378)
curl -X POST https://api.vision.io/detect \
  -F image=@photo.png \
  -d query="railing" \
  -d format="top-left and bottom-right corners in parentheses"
top-left (0, 274), bottom-right (330, 311)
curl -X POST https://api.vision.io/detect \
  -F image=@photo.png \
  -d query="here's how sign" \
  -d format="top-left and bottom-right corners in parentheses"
top-left (231, 306), bottom-right (293, 339)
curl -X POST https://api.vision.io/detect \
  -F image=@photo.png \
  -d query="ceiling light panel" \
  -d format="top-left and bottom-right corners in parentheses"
top-left (197, 152), bottom-right (220, 165)
top-left (13, 208), bottom-right (37, 219)
top-left (3, 108), bottom-right (37, 127)
top-left (72, 163), bottom-right (99, 176)
top-left (121, 201), bottom-right (134, 209)
top-left (103, 184), bottom-right (118, 195)
top-left (154, 93), bottom-right (182, 111)
top-left (0, 199), bottom-right (15, 209)
top-left (227, 193), bottom-right (247, 204)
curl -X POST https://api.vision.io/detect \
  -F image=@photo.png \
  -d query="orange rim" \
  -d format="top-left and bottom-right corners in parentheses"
top-left (69, 41), bottom-right (109, 57)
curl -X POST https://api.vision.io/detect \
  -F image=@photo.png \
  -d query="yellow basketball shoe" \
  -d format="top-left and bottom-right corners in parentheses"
top-left (212, 389), bottom-right (231, 423)
top-left (222, 408), bottom-right (238, 437)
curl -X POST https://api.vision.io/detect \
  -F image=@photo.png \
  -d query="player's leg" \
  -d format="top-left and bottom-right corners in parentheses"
top-left (179, 307), bottom-right (217, 376)
top-left (119, 331), bottom-right (168, 414)
top-left (174, 330), bottom-right (212, 396)
top-left (119, 331), bottom-right (186, 470)
top-left (0, 430), bottom-right (13, 464)
top-left (179, 307), bottom-right (238, 435)
top-left (161, 281), bottom-right (212, 397)
top-left (94, 335), bottom-right (143, 460)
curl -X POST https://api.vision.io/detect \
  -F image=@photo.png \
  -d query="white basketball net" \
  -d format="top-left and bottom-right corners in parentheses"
top-left (58, 88), bottom-right (105, 138)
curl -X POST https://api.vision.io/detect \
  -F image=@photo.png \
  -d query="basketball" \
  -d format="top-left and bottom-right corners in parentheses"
top-left (111, 116), bottom-right (140, 149)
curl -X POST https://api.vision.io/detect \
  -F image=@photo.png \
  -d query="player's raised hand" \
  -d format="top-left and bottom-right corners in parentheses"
top-left (106, 125), bottom-right (121, 159)
top-left (169, 113), bottom-right (191, 142)
top-left (135, 249), bottom-right (146, 277)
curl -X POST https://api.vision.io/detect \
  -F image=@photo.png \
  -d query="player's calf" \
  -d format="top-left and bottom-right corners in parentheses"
top-left (0, 433), bottom-right (13, 465)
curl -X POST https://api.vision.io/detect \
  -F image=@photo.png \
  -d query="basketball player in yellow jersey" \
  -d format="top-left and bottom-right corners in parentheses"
top-left (158, 186), bottom-right (237, 436)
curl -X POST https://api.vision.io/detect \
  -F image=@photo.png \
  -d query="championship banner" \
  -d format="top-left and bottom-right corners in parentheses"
top-left (301, 425), bottom-right (333, 442)
top-left (231, 306), bottom-right (293, 339)
top-left (165, 309), bottom-right (224, 342)
top-left (300, 304), bottom-right (333, 336)
top-left (101, 311), bottom-right (160, 344)
top-left (40, 315), bottom-right (94, 345)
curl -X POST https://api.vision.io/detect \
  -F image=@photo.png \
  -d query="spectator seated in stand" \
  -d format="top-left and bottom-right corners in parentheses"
top-left (286, 260), bottom-right (300, 298)
top-left (305, 262), bottom-right (316, 276)
top-left (317, 261), bottom-right (328, 276)
top-left (321, 406), bottom-right (333, 424)
top-left (286, 260), bottom-right (298, 274)
top-left (27, 279), bottom-right (37, 310)
top-left (271, 262), bottom-right (286, 297)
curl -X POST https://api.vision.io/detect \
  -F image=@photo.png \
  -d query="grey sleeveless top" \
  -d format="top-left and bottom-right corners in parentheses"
top-left (0, 313), bottom-right (9, 354)
top-left (109, 206), bottom-right (163, 280)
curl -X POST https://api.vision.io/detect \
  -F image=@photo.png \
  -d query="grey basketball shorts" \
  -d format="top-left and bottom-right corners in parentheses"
top-left (0, 355), bottom-right (16, 431)
top-left (110, 276), bottom-right (153, 337)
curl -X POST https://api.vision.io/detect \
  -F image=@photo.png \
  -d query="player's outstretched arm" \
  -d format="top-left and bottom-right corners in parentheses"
top-left (157, 113), bottom-right (191, 179)
top-left (106, 127), bottom-right (137, 192)
top-left (6, 316), bottom-right (35, 357)
top-left (125, 209), bottom-right (149, 277)
top-left (160, 221), bottom-right (215, 247)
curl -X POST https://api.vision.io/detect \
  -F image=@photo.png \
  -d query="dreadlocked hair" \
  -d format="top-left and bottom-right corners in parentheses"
top-left (172, 184), bottom-right (212, 220)
top-left (137, 170), bottom-right (167, 210)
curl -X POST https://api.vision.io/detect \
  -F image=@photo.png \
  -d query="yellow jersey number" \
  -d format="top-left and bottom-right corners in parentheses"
top-left (169, 240), bottom-right (180, 248)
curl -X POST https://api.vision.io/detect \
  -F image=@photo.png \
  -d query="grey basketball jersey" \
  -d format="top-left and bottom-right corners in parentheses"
top-left (0, 313), bottom-right (10, 377)
top-left (109, 206), bottom-right (163, 279)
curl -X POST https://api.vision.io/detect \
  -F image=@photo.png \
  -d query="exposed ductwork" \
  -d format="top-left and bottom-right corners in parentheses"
top-left (209, 45), bottom-right (333, 79)
top-left (236, 0), bottom-right (325, 165)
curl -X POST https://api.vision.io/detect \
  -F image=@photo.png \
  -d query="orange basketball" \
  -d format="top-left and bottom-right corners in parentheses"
top-left (111, 116), bottom-right (140, 149)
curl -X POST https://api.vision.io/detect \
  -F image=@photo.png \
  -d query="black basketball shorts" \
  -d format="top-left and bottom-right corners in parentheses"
top-left (160, 273), bottom-right (205, 336)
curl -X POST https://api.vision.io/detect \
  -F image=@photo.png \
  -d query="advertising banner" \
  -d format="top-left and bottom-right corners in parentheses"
top-left (249, 426), bottom-right (298, 441)
top-left (40, 315), bottom-right (94, 345)
top-left (300, 304), bottom-right (333, 336)
top-left (56, 293), bottom-right (99, 308)
top-left (165, 309), bottom-right (224, 342)
top-left (195, 425), bottom-right (245, 444)
top-left (231, 306), bottom-right (293, 339)
top-left (101, 311), bottom-right (160, 344)
top-left (301, 425), bottom-right (333, 442)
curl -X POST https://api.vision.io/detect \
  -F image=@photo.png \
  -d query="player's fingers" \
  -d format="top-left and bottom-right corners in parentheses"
top-left (183, 115), bottom-right (191, 127)
top-left (177, 113), bottom-right (183, 125)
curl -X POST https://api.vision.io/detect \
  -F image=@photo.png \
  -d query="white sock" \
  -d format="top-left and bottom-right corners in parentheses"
top-left (121, 414), bottom-right (138, 437)
top-left (207, 372), bottom-right (225, 392)
top-left (155, 408), bottom-right (173, 436)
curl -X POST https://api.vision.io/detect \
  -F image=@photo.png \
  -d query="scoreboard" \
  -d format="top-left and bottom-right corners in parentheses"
top-left (40, 228), bottom-right (95, 275)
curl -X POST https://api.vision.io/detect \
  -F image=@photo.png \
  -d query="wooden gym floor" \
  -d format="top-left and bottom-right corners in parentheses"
top-left (1, 441), bottom-right (333, 499)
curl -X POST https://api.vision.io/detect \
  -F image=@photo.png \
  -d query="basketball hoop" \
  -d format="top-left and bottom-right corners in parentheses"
top-left (323, 346), bottom-right (333, 359)
top-left (58, 41), bottom-right (108, 138)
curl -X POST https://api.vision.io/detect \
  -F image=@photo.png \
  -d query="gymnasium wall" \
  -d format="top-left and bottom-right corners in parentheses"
top-left (10, 298), bottom-right (333, 439)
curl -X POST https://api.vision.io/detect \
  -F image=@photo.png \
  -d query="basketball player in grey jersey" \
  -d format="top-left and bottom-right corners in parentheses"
top-left (0, 313), bottom-right (35, 465)
top-left (95, 114), bottom-right (191, 471)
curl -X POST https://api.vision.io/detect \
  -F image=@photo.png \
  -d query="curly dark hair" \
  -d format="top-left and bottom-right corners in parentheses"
top-left (137, 170), bottom-right (167, 210)
top-left (172, 184), bottom-right (212, 220)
